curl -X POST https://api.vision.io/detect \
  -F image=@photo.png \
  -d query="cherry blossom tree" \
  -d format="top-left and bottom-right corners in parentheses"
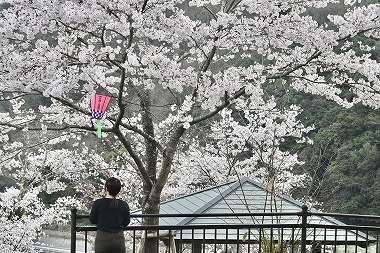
top-left (0, 145), bottom-right (86, 253)
top-left (164, 98), bottom-right (313, 201)
top-left (1, 0), bottom-right (380, 251)
top-left (0, 187), bottom-right (74, 253)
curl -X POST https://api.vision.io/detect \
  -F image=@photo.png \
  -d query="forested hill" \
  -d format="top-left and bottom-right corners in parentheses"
top-left (292, 93), bottom-right (380, 215)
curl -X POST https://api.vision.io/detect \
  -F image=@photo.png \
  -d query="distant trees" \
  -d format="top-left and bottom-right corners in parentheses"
top-left (302, 102), bottom-right (380, 214)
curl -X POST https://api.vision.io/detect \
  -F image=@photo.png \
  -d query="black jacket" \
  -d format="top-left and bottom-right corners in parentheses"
top-left (89, 198), bottom-right (130, 232)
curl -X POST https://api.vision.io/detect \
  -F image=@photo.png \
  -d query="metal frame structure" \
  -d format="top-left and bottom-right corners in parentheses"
top-left (71, 206), bottom-right (380, 253)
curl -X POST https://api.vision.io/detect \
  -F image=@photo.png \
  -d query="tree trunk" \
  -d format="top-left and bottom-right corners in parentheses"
top-left (139, 191), bottom-right (161, 253)
top-left (134, 87), bottom-right (185, 252)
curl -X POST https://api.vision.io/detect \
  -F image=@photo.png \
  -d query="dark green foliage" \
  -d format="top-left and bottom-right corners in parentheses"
top-left (38, 186), bottom-right (76, 206)
top-left (320, 130), bottom-right (380, 214)
top-left (266, 77), bottom-right (380, 215)
top-left (296, 97), bottom-right (380, 215)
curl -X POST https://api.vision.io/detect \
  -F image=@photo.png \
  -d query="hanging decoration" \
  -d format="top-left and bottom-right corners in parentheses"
top-left (90, 93), bottom-right (111, 138)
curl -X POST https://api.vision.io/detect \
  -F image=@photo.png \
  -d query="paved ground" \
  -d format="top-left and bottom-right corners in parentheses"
top-left (34, 228), bottom-right (95, 253)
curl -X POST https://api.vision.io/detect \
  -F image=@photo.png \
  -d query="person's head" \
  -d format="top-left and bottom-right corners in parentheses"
top-left (105, 177), bottom-right (121, 197)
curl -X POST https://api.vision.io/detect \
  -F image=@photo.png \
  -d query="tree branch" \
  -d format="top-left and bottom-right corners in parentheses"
top-left (113, 67), bottom-right (127, 129)
top-left (127, 15), bottom-right (134, 49)
top-left (107, 116), bottom-right (164, 151)
top-left (155, 126), bottom-right (185, 195)
top-left (0, 130), bottom-right (88, 166)
top-left (114, 129), bottom-right (153, 189)
top-left (141, 0), bottom-right (149, 13)
top-left (190, 87), bottom-right (245, 125)
top-left (27, 88), bottom-right (164, 152)
top-left (224, 0), bottom-right (243, 13)
top-left (56, 20), bottom-right (100, 38)
top-left (49, 94), bottom-right (91, 116)
top-left (0, 92), bottom-right (40, 101)
top-left (268, 50), bottom-right (322, 79)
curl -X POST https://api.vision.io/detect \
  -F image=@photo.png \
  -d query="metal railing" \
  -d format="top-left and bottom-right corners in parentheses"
top-left (71, 205), bottom-right (380, 253)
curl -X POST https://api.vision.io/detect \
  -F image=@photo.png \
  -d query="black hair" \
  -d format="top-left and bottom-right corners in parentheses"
top-left (105, 177), bottom-right (121, 209)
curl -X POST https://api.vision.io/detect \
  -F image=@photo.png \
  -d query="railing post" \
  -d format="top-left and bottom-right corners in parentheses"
top-left (71, 208), bottom-right (77, 253)
top-left (301, 205), bottom-right (308, 253)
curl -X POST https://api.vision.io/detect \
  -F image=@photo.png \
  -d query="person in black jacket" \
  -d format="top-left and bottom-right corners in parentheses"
top-left (89, 177), bottom-right (131, 253)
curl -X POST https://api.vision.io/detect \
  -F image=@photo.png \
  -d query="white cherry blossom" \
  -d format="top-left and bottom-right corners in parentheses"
top-left (0, 0), bottom-right (379, 250)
